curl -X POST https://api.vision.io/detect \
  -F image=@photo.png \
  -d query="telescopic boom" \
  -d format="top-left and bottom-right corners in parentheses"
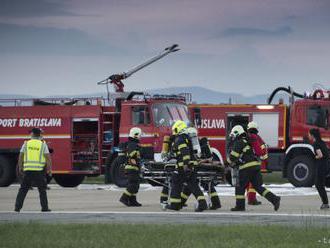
top-left (97, 44), bottom-right (180, 92)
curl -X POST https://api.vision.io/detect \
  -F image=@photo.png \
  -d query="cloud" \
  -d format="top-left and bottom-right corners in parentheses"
top-left (0, 0), bottom-right (75, 17)
top-left (0, 23), bottom-right (123, 56)
top-left (220, 26), bottom-right (293, 38)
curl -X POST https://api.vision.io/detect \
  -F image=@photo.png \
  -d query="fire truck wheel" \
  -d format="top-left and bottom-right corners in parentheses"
top-left (111, 157), bottom-right (128, 188)
top-left (0, 155), bottom-right (16, 187)
top-left (53, 174), bottom-right (85, 187)
top-left (287, 155), bottom-right (315, 187)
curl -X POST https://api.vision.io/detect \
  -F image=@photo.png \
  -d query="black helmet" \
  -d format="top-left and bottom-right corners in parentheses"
top-left (30, 128), bottom-right (42, 136)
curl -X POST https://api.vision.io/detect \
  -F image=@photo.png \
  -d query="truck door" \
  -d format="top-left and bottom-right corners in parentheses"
top-left (226, 114), bottom-right (250, 155)
top-left (130, 105), bottom-right (154, 159)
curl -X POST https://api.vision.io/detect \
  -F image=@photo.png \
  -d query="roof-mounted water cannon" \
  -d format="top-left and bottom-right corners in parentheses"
top-left (97, 44), bottom-right (180, 93)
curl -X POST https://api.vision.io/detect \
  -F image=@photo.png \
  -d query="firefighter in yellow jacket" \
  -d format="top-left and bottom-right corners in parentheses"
top-left (14, 128), bottom-right (52, 212)
top-left (180, 128), bottom-right (221, 210)
top-left (166, 121), bottom-right (208, 211)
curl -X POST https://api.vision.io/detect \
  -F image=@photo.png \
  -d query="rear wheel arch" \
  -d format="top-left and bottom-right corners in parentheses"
top-left (284, 144), bottom-right (314, 176)
top-left (284, 145), bottom-right (315, 187)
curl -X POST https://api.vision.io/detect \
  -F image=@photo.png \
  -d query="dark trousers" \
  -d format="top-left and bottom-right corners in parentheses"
top-left (125, 170), bottom-right (140, 196)
top-left (235, 167), bottom-right (277, 209)
top-left (160, 186), bottom-right (169, 203)
top-left (15, 171), bottom-right (48, 211)
top-left (315, 163), bottom-right (329, 204)
top-left (169, 171), bottom-right (207, 210)
top-left (181, 181), bottom-right (221, 208)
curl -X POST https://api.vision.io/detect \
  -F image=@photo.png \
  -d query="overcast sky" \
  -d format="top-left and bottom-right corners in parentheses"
top-left (0, 0), bottom-right (329, 97)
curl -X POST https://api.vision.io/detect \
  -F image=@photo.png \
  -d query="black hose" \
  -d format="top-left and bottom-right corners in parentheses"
top-left (267, 86), bottom-right (304, 104)
top-left (126, 91), bottom-right (144, 100)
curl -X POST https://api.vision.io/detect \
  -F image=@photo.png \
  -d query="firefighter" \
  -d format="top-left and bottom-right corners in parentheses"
top-left (14, 128), bottom-right (52, 212)
top-left (166, 121), bottom-right (208, 212)
top-left (159, 134), bottom-right (190, 207)
top-left (180, 128), bottom-right (221, 210)
top-left (309, 128), bottom-right (329, 209)
top-left (119, 127), bottom-right (143, 207)
top-left (227, 125), bottom-right (280, 211)
top-left (246, 121), bottom-right (268, 205)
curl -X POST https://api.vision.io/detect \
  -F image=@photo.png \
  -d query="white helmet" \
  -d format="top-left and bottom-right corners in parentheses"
top-left (186, 127), bottom-right (198, 137)
top-left (129, 127), bottom-right (142, 139)
top-left (247, 121), bottom-right (258, 131)
top-left (230, 125), bottom-right (245, 137)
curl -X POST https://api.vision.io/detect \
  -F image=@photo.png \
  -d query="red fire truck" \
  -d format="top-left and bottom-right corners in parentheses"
top-left (1, 44), bottom-right (329, 188)
top-left (0, 45), bottom-right (190, 187)
top-left (189, 86), bottom-right (330, 187)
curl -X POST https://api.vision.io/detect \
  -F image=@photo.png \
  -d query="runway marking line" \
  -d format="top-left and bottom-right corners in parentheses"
top-left (1, 211), bottom-right (330, 218)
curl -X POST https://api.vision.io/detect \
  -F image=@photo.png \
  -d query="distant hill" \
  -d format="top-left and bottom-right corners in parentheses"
top-left (0, 86), bottom-right (288, 104)
top-left (0, 94), bottom-right (34, 99)
top-left (147, 86), bottom-right (278, 104)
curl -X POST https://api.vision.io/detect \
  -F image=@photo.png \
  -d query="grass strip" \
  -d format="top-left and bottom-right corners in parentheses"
top-left (0, 223), bottom-right (329, 248)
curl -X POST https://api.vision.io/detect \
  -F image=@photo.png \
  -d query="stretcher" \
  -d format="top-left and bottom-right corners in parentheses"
top-left (141, 160), bottom-right (226, 188)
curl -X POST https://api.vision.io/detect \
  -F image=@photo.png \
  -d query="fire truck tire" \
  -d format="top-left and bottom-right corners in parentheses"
top-left (111, 157), bottom-right (128, 188)
top-left (53, 174), bottom-right (85, 187)
top-left (0, 155), bottom-right (16, 187)
top-left (287, 155), bottom-right (315, 187)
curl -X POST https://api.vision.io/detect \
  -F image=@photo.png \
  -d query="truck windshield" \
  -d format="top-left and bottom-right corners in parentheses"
top-left (152, 103), bottom-right (189, 127)
top-left (306, 105), bottom-right (329, 129)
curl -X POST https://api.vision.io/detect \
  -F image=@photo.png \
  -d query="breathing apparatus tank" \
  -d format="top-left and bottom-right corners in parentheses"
top-left (186, 127), bottom-right (201, 158)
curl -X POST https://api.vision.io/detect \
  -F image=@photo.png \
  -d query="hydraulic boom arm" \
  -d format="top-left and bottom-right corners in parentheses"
top-left (97, 44), bottom-right (180, 92)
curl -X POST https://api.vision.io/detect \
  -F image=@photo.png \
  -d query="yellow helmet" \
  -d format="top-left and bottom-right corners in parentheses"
top-left (247, 121), bottom-right (258, 130)
top-left (230, 125), bottom-right (245, 137)
top-left (172, 120), bottom-right (187, 135)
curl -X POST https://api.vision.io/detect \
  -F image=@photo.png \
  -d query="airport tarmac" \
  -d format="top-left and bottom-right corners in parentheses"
top-left (1, 184), bottom-right (330, 226)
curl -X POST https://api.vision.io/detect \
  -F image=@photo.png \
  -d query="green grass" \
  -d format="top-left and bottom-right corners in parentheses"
top-left (0, 223), bottom-right (329, 248)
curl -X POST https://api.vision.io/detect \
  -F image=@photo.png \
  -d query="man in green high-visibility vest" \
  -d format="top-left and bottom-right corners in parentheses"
top-left (14, 128), bottom-right (52, 212)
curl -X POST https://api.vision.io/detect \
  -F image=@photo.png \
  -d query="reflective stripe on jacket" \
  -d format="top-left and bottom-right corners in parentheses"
top-left (228, 137), bottom-right (260, 170)
top-left (172, 134), bottom-right (193, 169)
top-left (23, 139), bottom-right (46, 171)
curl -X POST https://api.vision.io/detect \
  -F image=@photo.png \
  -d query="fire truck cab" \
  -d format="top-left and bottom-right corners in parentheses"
top-left (189, 87), bottom-right (330, 187)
